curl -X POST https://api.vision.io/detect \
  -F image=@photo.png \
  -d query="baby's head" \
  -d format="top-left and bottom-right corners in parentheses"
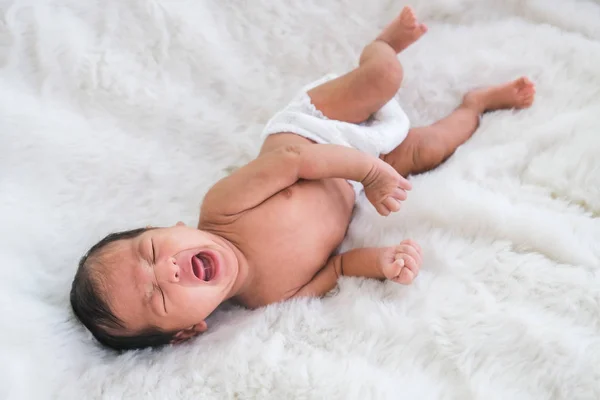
top-left (70, 223), bottom-right (241, 351)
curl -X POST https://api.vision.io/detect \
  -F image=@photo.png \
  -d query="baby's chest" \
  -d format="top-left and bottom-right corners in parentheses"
top-left (238, 179), bottom-right (354, 299)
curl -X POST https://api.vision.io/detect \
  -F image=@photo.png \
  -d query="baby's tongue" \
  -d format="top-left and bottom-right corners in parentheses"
top-left (192, 255), bottom-right (205, 280)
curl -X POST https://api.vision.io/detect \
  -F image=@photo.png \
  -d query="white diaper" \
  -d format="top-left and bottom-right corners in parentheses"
top-left (261, 74), bottom-right (410, 198)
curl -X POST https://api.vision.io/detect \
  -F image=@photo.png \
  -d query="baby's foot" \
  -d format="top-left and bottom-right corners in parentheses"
top-left (377, 6), bottom-right (428, 53)
top-left (463, 77), bottom-right (536, 114)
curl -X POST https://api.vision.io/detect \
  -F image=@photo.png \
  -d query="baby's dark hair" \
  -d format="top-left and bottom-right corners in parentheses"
top-left (70, 227), bottom-right (175, 351)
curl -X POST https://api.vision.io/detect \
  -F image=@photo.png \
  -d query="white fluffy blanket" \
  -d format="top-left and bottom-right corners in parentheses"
top-left (2, 0), bottom-right (600, 398)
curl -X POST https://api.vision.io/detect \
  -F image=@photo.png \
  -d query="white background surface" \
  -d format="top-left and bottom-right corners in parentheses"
top-left (1, 0), bottom-right (599, 398)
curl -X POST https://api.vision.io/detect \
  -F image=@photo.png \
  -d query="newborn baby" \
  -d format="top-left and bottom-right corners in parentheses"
top-left (71, 7), bottom-right (536, 350)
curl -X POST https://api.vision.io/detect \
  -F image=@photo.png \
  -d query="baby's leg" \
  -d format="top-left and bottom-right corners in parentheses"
top-left (383, 77), bottom-right (536, 176)
top-left (307, 6), bottom-right (427, 124)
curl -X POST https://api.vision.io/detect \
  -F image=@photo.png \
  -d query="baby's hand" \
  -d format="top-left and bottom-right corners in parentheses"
top-left (377, 240), bottom-right (422, 284)
top-left (362, 159), bottom-right (411, 216)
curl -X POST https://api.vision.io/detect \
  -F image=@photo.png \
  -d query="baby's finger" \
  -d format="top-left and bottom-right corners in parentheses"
top-left (392, 265), bottom-right (415, 285)
top-left (395, 253), bottom-right (419, 276)
top-left (375, 202), bottom-right (391, 216)
top-left (401, 239), bottom-right (422, 254)
top-left (397, 176), bottom-right (412, 191)
top-left (394, 245), bottom-right (421, 267)
top-left (383, 258), bottom-right (404, 280)
top-left (400, 240), bottom-right (422, 264)
top-left (393, 188), bottom-right (407, 202)
top-left (382, 197), bottom-right (401, 213)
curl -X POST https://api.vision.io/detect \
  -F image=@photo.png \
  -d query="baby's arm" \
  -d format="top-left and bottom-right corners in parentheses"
top-left (202, 143), bottom-right (411, 217)
top-left (292, 240), bottom-right (422, 298)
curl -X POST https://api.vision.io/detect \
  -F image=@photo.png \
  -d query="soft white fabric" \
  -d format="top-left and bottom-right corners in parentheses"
top-left (1, 0), bottom-right (600, 399)
top-left (262, 73), bottom-right (410, 198)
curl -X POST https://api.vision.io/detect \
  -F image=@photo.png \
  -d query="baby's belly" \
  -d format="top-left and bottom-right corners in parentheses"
top-left (238, 178), bottom-right (355, 303)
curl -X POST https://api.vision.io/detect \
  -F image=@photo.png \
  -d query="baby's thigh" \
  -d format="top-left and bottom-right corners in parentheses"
top-left (258, 132), bottom-right (316, 155)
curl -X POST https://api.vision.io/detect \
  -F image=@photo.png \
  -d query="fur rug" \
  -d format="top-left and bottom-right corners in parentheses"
top-left (1, 0), bottom-right (599, 398)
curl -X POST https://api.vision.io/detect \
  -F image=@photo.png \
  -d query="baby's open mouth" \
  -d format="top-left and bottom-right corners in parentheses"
top-left (191, 252), bottom-right (215, 282)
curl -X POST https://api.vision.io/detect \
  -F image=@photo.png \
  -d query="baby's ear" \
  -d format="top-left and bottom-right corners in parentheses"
top-left (175, 221), bottom-right (186, 227)
top-left (171, 321), bottom-right (208, 344)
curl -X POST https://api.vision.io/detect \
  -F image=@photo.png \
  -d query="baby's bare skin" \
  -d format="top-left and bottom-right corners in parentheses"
top-left (200, 141), bottom-right (356, 307)
top-left (100, 7), bottom-right (536, 343)
top-left (199, 7), bottom-right (535, 307)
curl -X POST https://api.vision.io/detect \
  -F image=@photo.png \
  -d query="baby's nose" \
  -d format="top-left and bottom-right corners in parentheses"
top-left (159, 257), bottom-right (180, 283)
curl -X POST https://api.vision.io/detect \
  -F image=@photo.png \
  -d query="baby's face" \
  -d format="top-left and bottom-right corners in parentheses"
top-left (101, 224), bottom-right (240, 335)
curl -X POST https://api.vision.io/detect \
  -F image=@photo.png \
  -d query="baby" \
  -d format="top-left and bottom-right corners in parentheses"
top-left (70, 7), bottom-right (535, 351)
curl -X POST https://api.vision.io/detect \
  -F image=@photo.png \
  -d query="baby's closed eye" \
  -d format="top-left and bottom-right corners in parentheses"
top-left (153, 283), bottom-right (167, 313)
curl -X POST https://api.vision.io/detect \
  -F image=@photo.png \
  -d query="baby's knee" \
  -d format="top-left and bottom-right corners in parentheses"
top-left (366, 56), bottom-right (404, 98)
